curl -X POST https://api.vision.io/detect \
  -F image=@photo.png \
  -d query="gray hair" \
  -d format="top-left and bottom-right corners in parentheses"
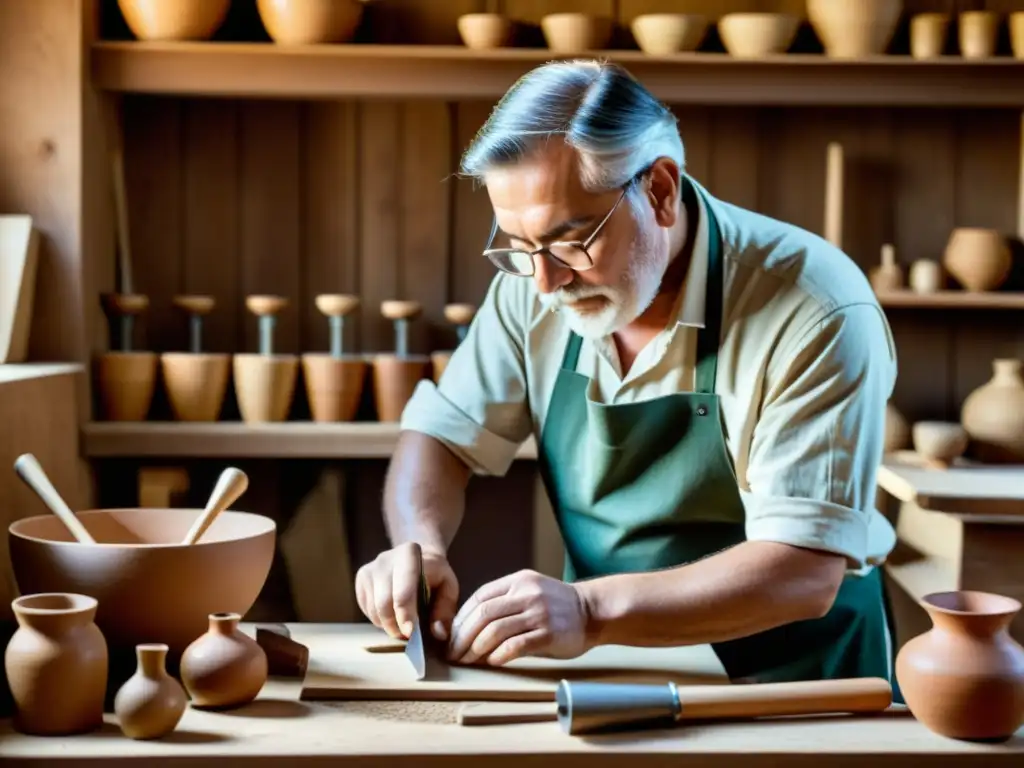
top-left (459, 60), bottom-right (684, 198)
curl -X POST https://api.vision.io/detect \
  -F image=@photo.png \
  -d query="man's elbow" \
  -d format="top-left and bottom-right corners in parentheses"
top-left (799, 551), bottom-right (848, 619)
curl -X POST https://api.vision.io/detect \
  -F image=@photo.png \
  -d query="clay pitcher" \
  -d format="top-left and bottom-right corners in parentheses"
top-left (179, 612), bottom-right (268, 709)
top-left (961, 359), bottom-right (1024, 464)
top-left (896, 591), bottom-right (1024, 742)
top-left (5, 593), bottom-right (108, 735)
top-left (114, 643), bottom-right (188, 739)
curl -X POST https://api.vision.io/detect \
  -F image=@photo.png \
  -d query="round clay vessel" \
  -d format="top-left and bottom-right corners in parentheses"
top-left (160, 352), bottom-right (231, 422)
top-left (540, 13), bottom-right (613, 53)
top-left (95, 351), bottom-right (158, 421)
top-left (912, 421), bottom-right (968, 466)
top-left (942, 228), bottom-right (1012, 292)
top-left (372, 354), bottom-right (430, 422)
top-left (256, 0), bottom-right (364, 44)
top-left (301, 353), bottom-right (366, 422)
top-left (457, 13), bottom-right (513, 50)
top-left (114, 643), bottom-right (187, 740)
top-left (8, 508), bottom-right (276, 659)
top-left (117, 0), bottom-right (230, 41)
top-left (896, 590), bottom-right (1024, 742)
top-left (959, 11), bottom-right (999, 59)
top-left (807, 0), bottom-right (902, 58)
top-left (233, 353), bottom-right (298, 423)
top-left (961, 359), bottom-right (1024, 464)
top-left (910, 13), bottom-right (950, 59)
top-left (717, 13), bottom-right (800, 58)
top-left (631, 13), bottom-right (709, 55)
top-left (180, 612), bottom-right (268, 709)
top-left (5, 593), bottom-right (108, 735)
top-left (909, 259), bottom-right (944, 293)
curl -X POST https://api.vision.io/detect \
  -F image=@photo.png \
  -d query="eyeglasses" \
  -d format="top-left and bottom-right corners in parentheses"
top-left (482, 183), bottom-right (632, 277)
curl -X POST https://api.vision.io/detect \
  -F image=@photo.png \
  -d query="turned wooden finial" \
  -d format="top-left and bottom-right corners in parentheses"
top-left (444, 303), bottom-right (477, 326)
top-left (315, 294), bottom-right (360, 318)
top-left (381, 300), bottom-right (421, 358)
top-left (246, 295), bottom-right (287, 355)
top-left (173, 295), bottom-right (216, 353)
top-left (101, 293), bottom-right (149, 352)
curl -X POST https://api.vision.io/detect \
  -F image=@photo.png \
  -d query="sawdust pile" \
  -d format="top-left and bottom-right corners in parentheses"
top-left (322, 700), bottom-right (460, 725)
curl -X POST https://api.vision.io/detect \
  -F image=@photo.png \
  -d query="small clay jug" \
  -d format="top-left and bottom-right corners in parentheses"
top-left (114, 643), bottom-right (188, 740)
top-left (868, 244), bottom-right (904, 293)
top-left (942, 227), bottom-right (1012, 292)
top-left (896, 591), bottom-right (1024, 742)
top-left (961, 359), bottom-right (1024, 463)
top-left (179, 612), bottom-right (268, 709)
top-left (5, 593), bottom-right (108, 735)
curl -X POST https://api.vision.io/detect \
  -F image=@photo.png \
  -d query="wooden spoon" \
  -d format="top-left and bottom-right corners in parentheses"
top-left (13, 453), bottom-right (96, 543)
top-left (182, 467), bottom-right (249, 545)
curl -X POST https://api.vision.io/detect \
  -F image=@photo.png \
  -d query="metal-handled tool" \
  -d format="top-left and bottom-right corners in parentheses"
top-left (403, 546), bottom-right (450, 682)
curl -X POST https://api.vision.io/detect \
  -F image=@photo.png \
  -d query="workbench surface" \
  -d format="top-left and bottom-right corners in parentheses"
top-left (1, 623), bottom-right (1021, 766)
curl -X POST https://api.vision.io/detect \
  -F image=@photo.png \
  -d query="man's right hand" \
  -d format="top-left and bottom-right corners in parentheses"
top-left (354, 541), bottom-right (459, 642)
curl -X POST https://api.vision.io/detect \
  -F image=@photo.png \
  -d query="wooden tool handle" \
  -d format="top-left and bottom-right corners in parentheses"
top-left (677, 677), bottom-right (892, 720)
top-left (13, 454), bottom-right (95, 544)
top-left (183, 467), bottom-right (248, 545)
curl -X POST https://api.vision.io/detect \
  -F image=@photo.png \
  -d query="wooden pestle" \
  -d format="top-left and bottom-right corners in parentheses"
top-left (315, 294), bottom-right (360, 357)
top-left (444, 303), bottom-right (477, 344)
top-left (246, 295), bottom-right (287, 355)
top-left (101, 293), bottom-right (149, 352)
top-left (173, 295), bottom-right (215, 354)
top-left (182, 467), bottom-right (249, 545)
top-left (14, 453), bottom-right (96, 544)
top-left (381, 300), bottom-right (421, 357)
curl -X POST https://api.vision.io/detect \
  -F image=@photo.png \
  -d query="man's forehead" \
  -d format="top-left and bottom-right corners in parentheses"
top-left (483, 140), bottom-right (589, 209)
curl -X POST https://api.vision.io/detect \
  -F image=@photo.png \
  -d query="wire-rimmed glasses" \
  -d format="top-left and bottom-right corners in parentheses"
top-left (482, 184), bottom-right (631, 277)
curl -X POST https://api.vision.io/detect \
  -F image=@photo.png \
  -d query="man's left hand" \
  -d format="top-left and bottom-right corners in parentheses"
top-left (447, 569), bottom-right (590, 666)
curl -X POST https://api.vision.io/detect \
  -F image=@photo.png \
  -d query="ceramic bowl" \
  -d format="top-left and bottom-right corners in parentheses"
top-left (117, 0), bottom-right (230, 41)
top-left (631, 13), bottom-right (709, 55)
top-left (9, 508), bottom-right (276, 658)
top-left (540, 13), bottom-right (614, 53)
top-left (256, 0), bottom-right (365, 45)
top-left (457, 13), bottom-right (514, 49)
top-left (912, 421), bottom-right (969, 466)
top-left (718, 13), bottom-right (800, 58)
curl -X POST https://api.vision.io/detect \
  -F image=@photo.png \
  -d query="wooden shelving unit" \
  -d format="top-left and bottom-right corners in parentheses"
top-left (875, 290), bottom-right (1024, 309)
top-left (91, 42), bottom-right (1024, 105)
top-left (81, 421), bottom-right (539, 460)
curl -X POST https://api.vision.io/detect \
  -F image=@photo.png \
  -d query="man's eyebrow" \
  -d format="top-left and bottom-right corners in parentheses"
top-left (500, 215), bottom-right (597, 244)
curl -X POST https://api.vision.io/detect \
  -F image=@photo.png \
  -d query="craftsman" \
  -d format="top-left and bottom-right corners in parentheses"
top-left (354, 60), bottom-right (900, 694)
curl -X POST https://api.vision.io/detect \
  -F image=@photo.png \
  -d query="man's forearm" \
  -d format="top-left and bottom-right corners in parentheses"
top-left (576, 541), bottom-right (847, 648)
top-left (382, 430), bottom-right (473, 555)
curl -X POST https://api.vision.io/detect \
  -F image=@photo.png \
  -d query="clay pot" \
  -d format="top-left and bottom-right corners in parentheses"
top-left (942, 228), bottom-right (1012, 292)
top-left (540, 13), bottom-right (613, 53)
top-left (959, 11), bottom-right (999, 60)
top-left (95, 351), bottom-right (158, 421)
top-left (114, 643), bottom-right (187, 740)
top-left (896, 591), bottom-right (1024, 741)
top-left (117, 0), bottom-right (230, 41)
top-left (909, 259), bottom-right (944, 294)
top-left (910, 13), bottom-right (950, 59)
top-left (256, 0), bottom-right (364, 44)
top-left (233, 354), bottom-right (298, 423)
top-left (180, 612), bottom-right (268, 709)
top-left (457, 13), bottom-right (513, 49)
top-left (717, 13), bottom-right (800, 58)
top-left (160, 352), bottom-right (230, 422)
top-left (5, 593), bottom-right (108, 736)
top-left (8, 508), bottom-right (276, 658)
top-left (885, 401), bottom-right (910, 453)
top-left (961, 359), bottom-right (1024, 464)
top-left (631, 14), bottom-right (709, 55)
top-left (301, 354), bottom-right (366, 422)
top-left (372, 354), bottom-right (430, 422)
top-left (807, 0), bottom-right (902, 59)
top-left (1011, 13), bottom-right (1024, 59)
top-left (912, 421), bottom-right (968, 468)
top-left (869, 244), bottom-right (904, 293)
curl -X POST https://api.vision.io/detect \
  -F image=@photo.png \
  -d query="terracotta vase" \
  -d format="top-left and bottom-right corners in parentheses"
top-left (114, 643), bottom-right (187, 740)
top-left (95, 352), bottom-right (158, 421)
top-left (869, 244), bottom-right (904, 293)
top-left (302, 354), bottom-right (366, 422)
top-left (5, 593), bottom-right (108, 736)
top-left (942, 228), bottom-right (1012, 292)
top-left (180, 612), bottom-right (268, 709)
top-left (807, 0), bottom-right (902, 58)
top-left (233, 354), bottom-right (298, 423)
top-left (959, 11), bottom-right (999, 59)
top-left (117, 0), bottom-right (230, 40)
top-left (372, 355), bottom-right (430, 422)
top-left (896, 591), bottom-right (1024, 742)
top-left (256, 0), bottom-right (364, 44)
top-left (910, 13), bottom-right (950, 59)
top-left (160, 353), bottom-right (231, 421)
top-left (961, 359), bottom-right (1024, 464)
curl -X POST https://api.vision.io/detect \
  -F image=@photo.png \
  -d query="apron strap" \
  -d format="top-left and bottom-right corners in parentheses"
top-left (559, 329), bottom-right (584, 372)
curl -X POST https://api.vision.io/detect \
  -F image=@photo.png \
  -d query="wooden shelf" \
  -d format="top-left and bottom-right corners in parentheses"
top-left (875, 290), bottom-right (1024, 309)
top-left (81, 421), bottom-right (539, 461)
top-left (91, 42), bottom-right (1024, 106)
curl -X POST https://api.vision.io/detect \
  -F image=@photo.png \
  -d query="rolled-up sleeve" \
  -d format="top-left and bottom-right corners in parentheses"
top-left (741, 302), bottom-right (897, 570)
top-left (400, 273), bottom-right (534, 477)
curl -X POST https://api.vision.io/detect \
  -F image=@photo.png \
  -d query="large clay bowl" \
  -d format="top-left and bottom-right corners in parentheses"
top-left (117, 0), bottom-right (230, 41)
top-left (9, 508), bottom-right (276, 659)
top-left (718, 13), bottom-right (800, 58)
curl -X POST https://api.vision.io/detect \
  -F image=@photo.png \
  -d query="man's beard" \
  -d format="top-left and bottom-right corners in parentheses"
top-left (539, 222), bottom-right (666, 339)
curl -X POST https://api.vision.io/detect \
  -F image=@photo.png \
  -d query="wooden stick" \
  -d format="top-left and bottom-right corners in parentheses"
top-left (824, 142), bottom-right (844, 249)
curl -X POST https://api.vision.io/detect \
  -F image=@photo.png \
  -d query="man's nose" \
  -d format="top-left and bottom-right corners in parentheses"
top-left (533, 253), bottom-right (574, 295)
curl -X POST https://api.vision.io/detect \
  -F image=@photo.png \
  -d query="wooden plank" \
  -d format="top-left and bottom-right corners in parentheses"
top-left (878, 451), bottom-right (1024, 516)
top-left (90, 43), bottom-right (1024, 106)
top-left (707, 107), bottom-right (761, 211)
top-left (300, 625), bottom-right (727, 702)
top-left (81, 421), bottom-right (540, 460)
top-left (876, 290), bottom-right (1024, 309)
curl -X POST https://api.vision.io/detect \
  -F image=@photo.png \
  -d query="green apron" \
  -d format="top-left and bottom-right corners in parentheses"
top-left (536, 179), bottom-right (900, 698)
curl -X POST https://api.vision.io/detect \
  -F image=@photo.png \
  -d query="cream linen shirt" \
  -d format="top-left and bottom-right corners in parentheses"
top-left (401, 176), bottom-right (898, 573)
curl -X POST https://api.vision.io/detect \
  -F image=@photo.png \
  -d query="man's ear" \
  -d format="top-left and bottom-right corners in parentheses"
top-left (646, 157), bottom-right (680, 228)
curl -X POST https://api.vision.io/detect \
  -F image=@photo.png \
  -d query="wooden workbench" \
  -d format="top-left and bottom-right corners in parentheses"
top-left (1, 623), bottom-right (1022, 766)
